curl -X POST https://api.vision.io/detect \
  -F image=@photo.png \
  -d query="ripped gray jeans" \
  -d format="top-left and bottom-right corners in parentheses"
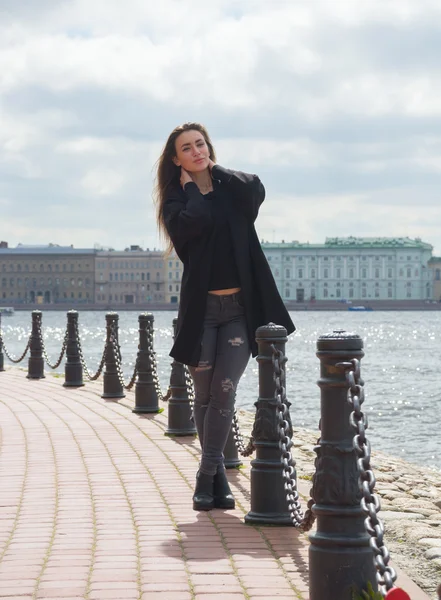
top-left (189, 291), bottom-right (251, 476)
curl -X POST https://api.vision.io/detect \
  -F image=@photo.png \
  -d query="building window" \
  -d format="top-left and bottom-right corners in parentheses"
top-left (324, 268), bottom-right (328, 278)
top-left (336, 268), bottom-right (341, 279)
top-left (399, 269), bottom-right (403, 277)
top-left (349, 268), bottom-right (354, 278)
top-left (169, 285), bottom-right (172, 291)
top-left (415, 269), bottom-right (419, 277)
top-left (349, 288), bottom-right (354, 298)
top-left (407, 268), bottom-right (411, 278)
top-left (311, 269), bottom-right (316, 279)
top-left (336, 288), bottom-right (341, 298)
top-left (388, 289), bottom-right (393, 298)
top-left (436, 269), bottom-right (441, 281)
top-left (361, 288), bottom-right (367, 298)
top-left (375, 289), bottom-right (379, 298)
top-left (388, 268), bottom-right (392, 278)
top-left (109, 273), bottom-right (113, 281)
top-left (285, 269), bottom-right (290, 278)
top-left (375, 268), bottom-right (380, 278)
top-left (323, 288), bottom-right (328, 298)
top-left (298, 269), bottom-right (303, 279)
top-left (285, 289), bottom-right (290, 298)
top-left (175, 285), bottom-right (179, 292)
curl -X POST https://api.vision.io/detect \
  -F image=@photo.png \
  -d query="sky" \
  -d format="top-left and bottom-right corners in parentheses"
top-left (1, 0), bottom-right (441, 255)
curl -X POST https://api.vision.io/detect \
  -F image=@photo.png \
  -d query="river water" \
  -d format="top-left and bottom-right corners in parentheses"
top-left (1, 310), bottom-right (439, 471)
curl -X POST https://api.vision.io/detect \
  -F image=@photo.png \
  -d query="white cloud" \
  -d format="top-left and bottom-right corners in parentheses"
top-left (0, 0), bottom-right (440, 254)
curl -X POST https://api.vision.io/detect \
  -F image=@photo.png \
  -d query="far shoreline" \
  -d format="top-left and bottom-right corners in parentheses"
top-left (2, 299), bottom-right (441, 312)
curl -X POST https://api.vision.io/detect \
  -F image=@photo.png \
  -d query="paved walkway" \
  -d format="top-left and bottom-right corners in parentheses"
top-left (0, 369), bottom-right (430, 600)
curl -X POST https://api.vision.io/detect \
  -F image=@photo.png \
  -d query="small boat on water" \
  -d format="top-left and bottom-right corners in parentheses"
top-left (348, 306), bottom-right (373, 312)
top-left (0, 307), bottom-right (15, 316)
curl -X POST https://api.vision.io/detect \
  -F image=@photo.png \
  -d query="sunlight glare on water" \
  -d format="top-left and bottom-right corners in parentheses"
top-left (1, 309), bottom-right (439, 470)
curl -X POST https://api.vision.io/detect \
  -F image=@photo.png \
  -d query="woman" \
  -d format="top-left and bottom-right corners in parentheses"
top-left (155, 122), bottom-right (295, 511)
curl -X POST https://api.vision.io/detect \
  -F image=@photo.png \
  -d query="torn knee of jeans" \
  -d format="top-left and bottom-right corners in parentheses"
top-left (195, 360), bottom-right (212, 372)
top-left (228, 336), bottom-right (245, 347)
top-left (219, 408), bottom-right (232, 418)
top-left (221, 378), bottom-right (235, 393)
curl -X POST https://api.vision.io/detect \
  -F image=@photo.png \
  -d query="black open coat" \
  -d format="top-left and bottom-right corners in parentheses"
top-left (163, 164), bottom-right (295, 366)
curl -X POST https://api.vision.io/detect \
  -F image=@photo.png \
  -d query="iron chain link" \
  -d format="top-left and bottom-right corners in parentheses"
top-left (271, 343), bottom-right (316, 532)
top-left (0, 332), bottom-right (31, 364)
top-left (143, 323), bottom-right (167, 401)
top-left (337, 358), bottom-right (397, 597)
top-left (109, 324), bottom-right (138, 391)
top-left (183, 365), bottom-right (194, 412)
top-left (74, 319), bottom-right (108, 381)
top-left (37, 321), bottom-right (68, 370)
top-left (231, 410), bottom-right (255, 457)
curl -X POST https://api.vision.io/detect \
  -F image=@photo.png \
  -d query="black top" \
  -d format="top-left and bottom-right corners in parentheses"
top-left (163, 164), bottom-right (295, 366)
top-left (201, 189), bottom-right (240, 291)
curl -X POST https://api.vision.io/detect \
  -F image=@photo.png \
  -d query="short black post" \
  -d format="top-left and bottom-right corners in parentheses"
top-left (102, 312), bottom-right (125, 399)
top-left (244, 323), bottom-right (292, 525)
top-left (133, 313), bottom-right (160, 414)
top-left (27, 310), bottom-right (45, 379)
top-left (309, 331), bottom-right (377, 600)
top-left (224, 426), bottom-right (242, 468)
top-left (0, 314), bottom-right (4, 372)
top-left (165, 318), bottom-right (197, 435)
top-left (63, 310), bottom-right (84, 387)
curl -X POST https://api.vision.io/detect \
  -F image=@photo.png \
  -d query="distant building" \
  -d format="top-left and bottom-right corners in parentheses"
top-left (95, 246), bottom-right (183, 306)
top-left (0, 244), bottom-right (96, 305)
top-left (428, 257), bottom-right (441, 302)
top-left (0, 237), bottom-right (436, 307)
top-left (261, 237), bottom-right (433, 302)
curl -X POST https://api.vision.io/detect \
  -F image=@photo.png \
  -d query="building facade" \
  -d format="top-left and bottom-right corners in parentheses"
top-left (0, 244), bottom-right (96, 305)
top-left (262, 237), bottom-right (433, 302)
top-left (428, 257), bottom-right (441, 302)
top-left (0, 238), bottom-right (436, 307)
top-left (95, 246), bottom-right (183, 306)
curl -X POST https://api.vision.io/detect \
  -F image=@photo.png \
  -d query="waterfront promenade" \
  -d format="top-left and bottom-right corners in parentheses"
top-left (0, 368), bottom-right (433, 600)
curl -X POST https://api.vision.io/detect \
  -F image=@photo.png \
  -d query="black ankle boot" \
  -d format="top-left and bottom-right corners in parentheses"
top-left (193, 471), bottom-right (214, 511)
top-left (213, 468), bottom-right (235, 510)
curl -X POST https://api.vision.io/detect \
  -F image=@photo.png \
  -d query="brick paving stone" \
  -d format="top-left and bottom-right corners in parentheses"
top-left (194, 595), bottom-right (247, 600)
top-left (0, 371), bottom-right (432, 600)
top-left (141, 593), bottom-right (192, 600)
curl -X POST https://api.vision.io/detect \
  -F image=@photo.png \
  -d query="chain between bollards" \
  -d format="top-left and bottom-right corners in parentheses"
top-left (36, 317), bottom-right (68, 370)
top-left (271, 343), bottom-right (315, 532)
top-left (73, 317), bottom-right (108, 381)
top-left (337, 358), bottom-right (397, 598)
top-left (0, 312), bottom-right (31, 365)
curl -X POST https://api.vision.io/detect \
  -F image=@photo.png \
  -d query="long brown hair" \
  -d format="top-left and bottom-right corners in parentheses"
top-left (154, 122), bottom-right (217, 254)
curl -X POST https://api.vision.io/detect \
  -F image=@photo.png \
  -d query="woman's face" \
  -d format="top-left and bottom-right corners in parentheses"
top-left (173, 129), bottom-right (210, 173)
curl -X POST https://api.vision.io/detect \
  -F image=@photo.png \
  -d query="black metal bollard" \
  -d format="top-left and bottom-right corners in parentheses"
top-left (0, 314), bottom-right (4, 372)
top-left (224, 426), bottom-right (242, 468)
top-left (63, 310), bottom-right (84, 387)
top-left (27, 310), bottom-right (45, 379)
top-left (244, 323), bottom-right (293, 525)
top-left (309, 331), bottom-right (377, 600)
top-left (133, 313), bottom-right (160, 414)
top-left (165, 318), bottom-right (197, 435)
top-left (102, 312), bottom-right (125, 399)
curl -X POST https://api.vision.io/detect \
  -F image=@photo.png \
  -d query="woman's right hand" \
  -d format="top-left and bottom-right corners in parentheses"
top-left (180, 167), bottom-right (193, 188)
